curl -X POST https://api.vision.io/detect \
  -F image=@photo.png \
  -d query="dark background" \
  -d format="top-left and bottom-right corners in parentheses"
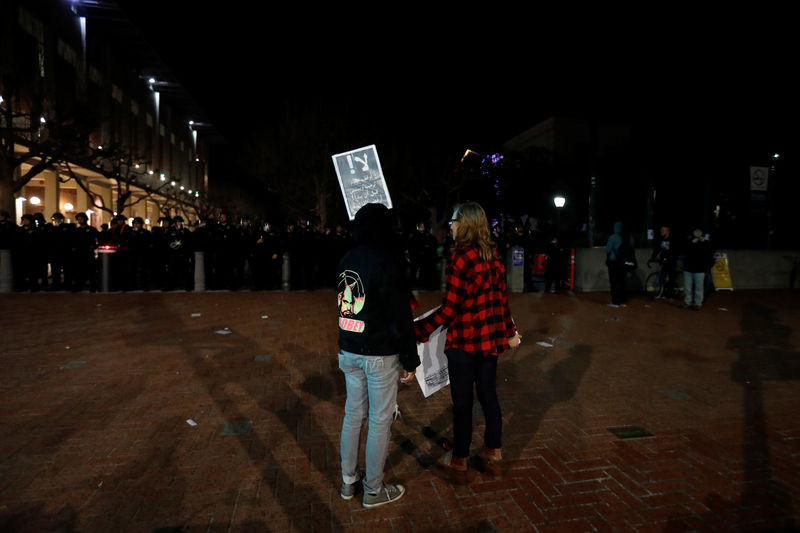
top-left (116, 4), bottom-right (799, 247)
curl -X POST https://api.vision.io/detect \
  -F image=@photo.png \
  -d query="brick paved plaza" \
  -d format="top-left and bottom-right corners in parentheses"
top-left (1, 289), bottom-right (799, 532)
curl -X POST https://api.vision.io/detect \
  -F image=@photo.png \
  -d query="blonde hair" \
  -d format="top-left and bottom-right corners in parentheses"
top-left (453, 202), bottom-right (496, 262)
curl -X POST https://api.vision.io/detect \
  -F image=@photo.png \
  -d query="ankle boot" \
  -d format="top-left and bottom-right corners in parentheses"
top-left (442, 450), bottom-right (468, 471)
top-left (482, 446), bottom-right (503, 477)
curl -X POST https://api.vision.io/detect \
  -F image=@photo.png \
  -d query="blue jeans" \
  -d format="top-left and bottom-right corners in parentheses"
top-left (446, 348), bottom-right (502, 459)
top-left (338, 350), bottom-right (400, 494)
top-left (683, 271), bottom-right (705, 307)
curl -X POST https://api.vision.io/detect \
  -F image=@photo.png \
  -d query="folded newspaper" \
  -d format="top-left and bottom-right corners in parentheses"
top-left (414, 306), bottom-right (449, 398)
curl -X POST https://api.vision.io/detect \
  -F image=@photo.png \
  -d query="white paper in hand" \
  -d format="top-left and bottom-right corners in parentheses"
top-left (414, 306), bottom-right (450, 398)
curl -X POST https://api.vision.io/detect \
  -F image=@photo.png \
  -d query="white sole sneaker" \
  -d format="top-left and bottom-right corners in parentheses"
top-left (362, 483), bottom-right (406, 508)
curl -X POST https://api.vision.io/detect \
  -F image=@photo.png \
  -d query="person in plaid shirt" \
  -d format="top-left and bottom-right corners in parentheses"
top-left (415, 202), bottom-right (521, 478)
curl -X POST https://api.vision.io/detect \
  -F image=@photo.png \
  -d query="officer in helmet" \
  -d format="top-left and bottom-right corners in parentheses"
top-left (15, 214), bottom-right (44, 291)
top-left (130, 216), bottom-right (153, 290)
top-left (108, 214), bottom-right (132, 290)
top-left (150, 216), bottom-right (171, 289)
top-left (71, 212), bottom-right (99, 291)
top-left (44, 212), bottom-right (74, 290)
top-left (164, 215), bottom-right (193, 290)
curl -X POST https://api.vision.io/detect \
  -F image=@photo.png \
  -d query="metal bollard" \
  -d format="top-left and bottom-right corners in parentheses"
top-left (282, 252), bottom-right (290, 291)
top-left (0, 249), bottom-right (13, 293)
top-left (194, 251), bottom-right (205, 291)
top-left (99, 250), bottom-right (113, 292)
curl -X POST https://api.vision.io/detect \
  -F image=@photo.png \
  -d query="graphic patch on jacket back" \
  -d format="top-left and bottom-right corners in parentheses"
top-left (338, 270), bottom-right (365, 333)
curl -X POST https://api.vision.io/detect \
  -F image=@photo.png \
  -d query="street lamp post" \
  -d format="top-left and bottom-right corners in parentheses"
top-left (553, 195), bottom-right (565, 235)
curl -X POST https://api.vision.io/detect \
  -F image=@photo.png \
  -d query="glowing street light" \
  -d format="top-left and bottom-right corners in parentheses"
top-left (553, 195), bottom-right (566, 235)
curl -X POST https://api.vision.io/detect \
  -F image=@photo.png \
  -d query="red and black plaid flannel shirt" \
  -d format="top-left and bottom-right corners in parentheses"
top-left (415, 247), bottom-right (516, 356)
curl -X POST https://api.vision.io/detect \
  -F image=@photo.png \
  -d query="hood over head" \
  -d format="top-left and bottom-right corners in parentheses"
top-left (352, 203), bottom-right (395, 246)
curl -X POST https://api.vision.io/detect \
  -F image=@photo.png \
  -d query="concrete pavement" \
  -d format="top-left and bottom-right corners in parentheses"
top-left (0, 289), bottom-right (799, 532)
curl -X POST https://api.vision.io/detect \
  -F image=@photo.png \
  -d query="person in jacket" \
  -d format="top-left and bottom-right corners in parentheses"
top-left (15, 213), bottom-right (45, 291)
top-left (681, 229), bottom-right (714, 310)
top-left (44, 212), bottom-right (74, 290)
top-left (649, 225), bottom-right (677, 298)
top-left (415, 201), bottom-right (521, 478)
top-left (164, 216), bottom-right (193, 291)
top-left (71, 212), bottom-right (98, 292)
top-left (407, 221), bottom-right (439, 289)
top-left (336, 203), bottom-right (419, 509)
top-left (604, 221), bottom-right (634, 307)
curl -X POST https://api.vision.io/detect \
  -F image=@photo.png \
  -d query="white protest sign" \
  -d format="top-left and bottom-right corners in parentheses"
top-left (414, 306), bottom-right (450, 398)
top-left (332, 144), bottom-right (392, 220)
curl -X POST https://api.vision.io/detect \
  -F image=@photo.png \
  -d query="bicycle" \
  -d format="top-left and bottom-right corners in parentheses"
top-left (644, 260), bottom-right (667, 300)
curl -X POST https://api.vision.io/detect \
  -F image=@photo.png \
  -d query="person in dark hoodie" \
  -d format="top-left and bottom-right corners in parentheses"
top-left (336, 203), bottom-right (419, 509)
top-left (604, 220), bottom-right (634, 307)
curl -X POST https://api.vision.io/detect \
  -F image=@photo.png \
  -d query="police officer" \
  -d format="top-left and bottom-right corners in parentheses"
top-left (15, 214), bottom-right (44, 291)
top-left (164, 215), bottom-right (193, 291)
top-left (150, 216), bottom-right (171, 290)
top-left (210, 212), bottom-right (239, 290)
top-left (407, 221), bottom-right (439, 290)
top-left (239, 217), bottom-right (255, 289)
top-left (129, 216), bottom-right (153, 290)
top-left (108, 214), bottom-right (133, 291)
top-left (44, 212), bottom-right (75, 290)
top-left (71, 212), bottom-right (99, 292)
top-left (251, 221), bottom-right (282, 290)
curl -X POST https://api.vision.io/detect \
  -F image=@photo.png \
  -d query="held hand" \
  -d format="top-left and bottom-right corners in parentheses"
top-left (400, 370), bottom-right (416, 384)
top-left (509, 333), bottom-right (522, 349)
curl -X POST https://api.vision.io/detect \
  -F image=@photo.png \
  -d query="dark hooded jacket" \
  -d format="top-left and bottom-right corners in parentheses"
top-left (336, 204), bottom-right (420, 371)
top-left (682, 231), bottom-right (714, 273)
top-left (605, 221), bottom-right (634, 262)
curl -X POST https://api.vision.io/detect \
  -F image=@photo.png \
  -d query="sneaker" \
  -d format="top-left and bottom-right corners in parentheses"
top-left (607, 303), bottom-right (620, 308)
top-left (363, 483), bottom-right (406, 508)
top-left (340, 470), bottom-right (363, 500)
top-left (680, 303), bottom-right (691, 309)
top-left (691, 305), bottom-right (701, 311)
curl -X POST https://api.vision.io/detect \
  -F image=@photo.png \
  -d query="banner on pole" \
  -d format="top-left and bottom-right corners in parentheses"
top-left (332, 145), bottom-right (392, 220)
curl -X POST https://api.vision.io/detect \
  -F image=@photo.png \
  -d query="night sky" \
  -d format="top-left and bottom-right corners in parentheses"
top-left (117, 4), bottom-right (798, 239)
top-left (119, 8), bottom-right (795, 151)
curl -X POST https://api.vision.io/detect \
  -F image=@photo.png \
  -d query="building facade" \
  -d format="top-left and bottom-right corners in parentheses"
top-left (1, 0), bottom-right (219, 228)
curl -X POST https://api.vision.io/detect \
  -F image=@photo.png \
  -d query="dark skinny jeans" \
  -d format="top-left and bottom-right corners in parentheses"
top-left (446, 348), bottom-right (502, 458)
